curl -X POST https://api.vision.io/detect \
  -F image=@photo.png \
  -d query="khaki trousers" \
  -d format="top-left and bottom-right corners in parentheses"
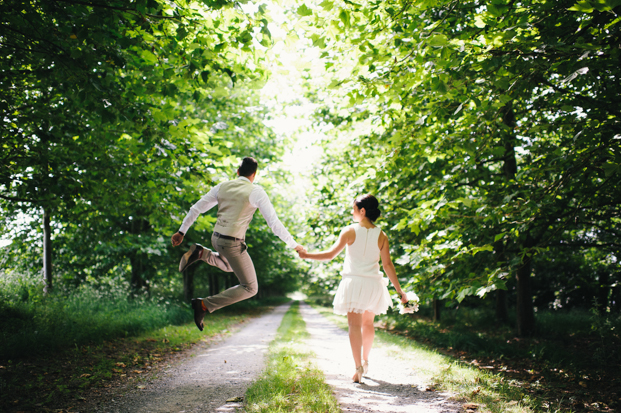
top-left (201, 233), bottom-right (258, 313)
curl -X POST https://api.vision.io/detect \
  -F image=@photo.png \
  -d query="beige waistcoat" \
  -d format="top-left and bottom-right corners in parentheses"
top-left (213, 179), bottom-right (257, 239)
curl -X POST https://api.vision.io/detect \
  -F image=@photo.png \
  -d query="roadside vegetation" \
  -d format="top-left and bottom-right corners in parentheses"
top-left (312, 300), bottom-right (620, 413)
top-left (245, 301), bottom-right (340, 413)
top-left (0, 283), bottom-right (287, 413)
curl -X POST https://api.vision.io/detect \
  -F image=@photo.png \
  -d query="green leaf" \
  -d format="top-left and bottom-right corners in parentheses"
top-left (474, 15), bottom-right (486, 28)
top-left (140, 50), bottom-right (158, 65)
top-left (602, 163), bottom-right (619, 177)
top-left (297, 4), bottom-right (313, 16)
top-left (470, 245), bottom-right (494, 255)
top-left (319, 0), bottom-right (334, 10)
top-left (568, 1), bottom-right (594, 12)
top-left (428, 34), bottom-right (448, 47)
top-left (339, 10), bottom-right (350, 28)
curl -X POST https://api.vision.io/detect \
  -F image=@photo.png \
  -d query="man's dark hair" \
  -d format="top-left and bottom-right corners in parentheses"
top-left (238, 157), bottom-right (258, 177)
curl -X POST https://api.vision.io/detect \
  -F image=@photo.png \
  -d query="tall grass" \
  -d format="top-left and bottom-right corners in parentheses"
top-left (0, 273), bottom-right (189, 359)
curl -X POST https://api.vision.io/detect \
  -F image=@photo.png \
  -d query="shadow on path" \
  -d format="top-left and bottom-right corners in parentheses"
top-left (299, 301), bottom-right (461, 413)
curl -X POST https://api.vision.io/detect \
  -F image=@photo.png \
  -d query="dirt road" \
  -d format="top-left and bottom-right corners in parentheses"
top-left (300, 302), bottom-right (462, 413)
top-left (92, 301), bottom-right (461, 412)
top-left (92, 303), bottom-right (291, 413)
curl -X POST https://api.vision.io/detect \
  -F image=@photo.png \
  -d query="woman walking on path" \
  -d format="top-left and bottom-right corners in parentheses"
top-left (298, 194), bottom-right (408, 383)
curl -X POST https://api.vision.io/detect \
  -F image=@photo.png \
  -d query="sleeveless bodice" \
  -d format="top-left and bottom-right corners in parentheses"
top-left (341, 224), bottom-right (382, 278)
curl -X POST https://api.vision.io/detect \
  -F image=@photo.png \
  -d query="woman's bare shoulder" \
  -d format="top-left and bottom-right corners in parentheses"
top-left (378, 228), bottom-right (389, 249)
top-left (341, 225), bottom-right (357, 244)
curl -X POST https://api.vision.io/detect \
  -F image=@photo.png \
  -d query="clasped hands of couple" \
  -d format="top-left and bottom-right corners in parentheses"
top-left (294, 245), bottom-right (308, 257)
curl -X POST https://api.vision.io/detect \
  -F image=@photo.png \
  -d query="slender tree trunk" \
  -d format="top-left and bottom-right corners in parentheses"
top-left (493, 241), bottom-right (509, 324)
top-left (183, 265), bottom-right (194, 302)
top-left (226, 273), bottom-right (234, 289)
top-left (502, 104), bottom-right (536, 336)
top-left (128, 218), bottom-right (150, 292)
top-left (209, 272), bottom-right (219, 297)
top-left (42, 208), bottom-right (53, 294)
top-left (130, 253), bottom-right (144, 290)
top-left (612, 283), bottom-right (620, 313)
top-left (433, 298), bottom-right (441, 322)
top-left (516, 253), bottom-right (535, 336)
top-left (597, 272), bottom-right (610, 311)
top-left (496, 289), bottom-right (509, 324)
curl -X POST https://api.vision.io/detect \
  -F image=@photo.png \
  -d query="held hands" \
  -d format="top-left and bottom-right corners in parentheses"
top-left (171, 232), bottom-right (184, 247)
top-left (398, 290), bottom-right (408, 304)
top-left (294, 244), bottom-right (308, 259)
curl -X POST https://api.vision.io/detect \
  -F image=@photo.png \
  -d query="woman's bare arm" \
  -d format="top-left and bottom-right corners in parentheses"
top-left (298, 227), bottom-right (354, 261)
top-left (379, 232), bottom-right (408, 303)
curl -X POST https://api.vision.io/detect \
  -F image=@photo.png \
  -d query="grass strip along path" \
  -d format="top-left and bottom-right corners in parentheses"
top-left (244, 300), bottom-right (340, 412)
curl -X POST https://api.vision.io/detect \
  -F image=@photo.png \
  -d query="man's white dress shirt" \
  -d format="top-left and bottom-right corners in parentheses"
top-left (179, 177), bottom-right (297, 249)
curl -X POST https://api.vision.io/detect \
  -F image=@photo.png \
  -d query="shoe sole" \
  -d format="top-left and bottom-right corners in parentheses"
top-left (179, 244), bottom-right (199, 272)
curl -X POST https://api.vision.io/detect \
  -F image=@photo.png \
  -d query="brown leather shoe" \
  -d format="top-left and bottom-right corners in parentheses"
top-left (191, 298), bottom-right (207, 331)
top-left (179, 244), bottom-right (204, 272)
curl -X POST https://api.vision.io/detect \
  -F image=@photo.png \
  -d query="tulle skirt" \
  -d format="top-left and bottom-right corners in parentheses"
top-left (332, 275), bottom-right (393, 316)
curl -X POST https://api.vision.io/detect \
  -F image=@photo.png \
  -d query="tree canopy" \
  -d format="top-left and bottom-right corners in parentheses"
top-left (1, 0), bottom-right (300, 298)
top-left (294, 0), bottom-right (621, 335)
top-left (1, 0), bottom-right (619, 336)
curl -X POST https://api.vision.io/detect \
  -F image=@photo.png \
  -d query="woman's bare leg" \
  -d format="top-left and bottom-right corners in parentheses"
top-left (347, 312), bottom-right (363, 378)
top-left (362, 311), bottom-right (375, 363)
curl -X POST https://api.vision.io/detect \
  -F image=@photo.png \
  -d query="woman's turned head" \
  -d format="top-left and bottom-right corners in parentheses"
top-left (353, 194), bottom-right (381, 222)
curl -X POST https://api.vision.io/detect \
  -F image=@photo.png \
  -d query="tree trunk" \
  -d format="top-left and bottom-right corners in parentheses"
top-left (516, 254), bottom-right (535, 336)
top-left (493, 241), bottom-right (509, 324)
top-left (501, 104), bottom-right (536, 336)
top-left (130, 253), bottom-right (144, 290)
top-left (433, 298), bottom-right (441, 322)
top-left (226, 273), bottom-right (235, 289)
top-left (612, 283), bottom-right (620, 313)
top-left (183, 265), bottom-right (195, 302)
top-left (496, 289), bottom-right (509, 324)
top-left (128, 218), bottom-right (150, 293)
top-left (597, 272), bottom-right (610, 311)
top-left (209, 272), bottom-right (219, 297)
top-left (42, 208), bottom-right (53, 294)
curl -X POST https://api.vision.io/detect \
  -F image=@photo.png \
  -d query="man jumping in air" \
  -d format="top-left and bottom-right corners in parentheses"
top-left (171, 157), bottom-right (304, 330)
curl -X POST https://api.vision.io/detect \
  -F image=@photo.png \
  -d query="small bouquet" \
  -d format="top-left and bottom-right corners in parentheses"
top-left (398, 292), bottom-right (420, 314)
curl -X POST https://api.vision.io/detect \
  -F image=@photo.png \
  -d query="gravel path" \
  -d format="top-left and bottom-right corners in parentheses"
top-left (299, 302), bottom-right (463, 413)
top-left (92, 303), bottom-right (291, 413)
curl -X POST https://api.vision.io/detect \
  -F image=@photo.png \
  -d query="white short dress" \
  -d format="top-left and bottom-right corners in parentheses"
top-left (332, 224), bottom-right (393, 316)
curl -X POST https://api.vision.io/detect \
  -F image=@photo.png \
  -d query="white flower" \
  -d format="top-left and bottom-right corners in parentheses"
top-left (406, 292), bottom-right (419, 303)
top-left (397, 291), bottom-right (420, 314)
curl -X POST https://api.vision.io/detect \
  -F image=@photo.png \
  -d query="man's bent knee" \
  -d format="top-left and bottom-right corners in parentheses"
top-left (242, 282), bottom-right (258, 297)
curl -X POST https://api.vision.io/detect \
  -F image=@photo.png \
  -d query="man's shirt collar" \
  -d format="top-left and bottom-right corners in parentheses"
top-left (237, 176), bottom-right (252, 183)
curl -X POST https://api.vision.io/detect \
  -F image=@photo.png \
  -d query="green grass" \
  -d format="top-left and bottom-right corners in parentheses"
top-left (0, 286), bottom-right (189, 359)
top-left (0, 298), bottom-right (279, 412)
top-left (311, 304), bottom-right (549, 413)
top-left (244, 301), bottom-right (340, 413)
top-left (372, 305), bottom-right (621, 370)
top-left (0, 273), bottom-right (291, 360)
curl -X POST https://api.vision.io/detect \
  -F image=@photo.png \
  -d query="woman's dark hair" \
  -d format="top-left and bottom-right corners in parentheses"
top-left (354, 194), bottom-right (381, 222)
top-left (238, 157), bottom-right (258, 177)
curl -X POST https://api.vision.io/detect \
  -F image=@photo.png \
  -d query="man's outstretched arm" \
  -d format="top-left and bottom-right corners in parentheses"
top-left (251, 187), bottom-right (303, 251)
top-left (171, 183), bottom-right (221, 246)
